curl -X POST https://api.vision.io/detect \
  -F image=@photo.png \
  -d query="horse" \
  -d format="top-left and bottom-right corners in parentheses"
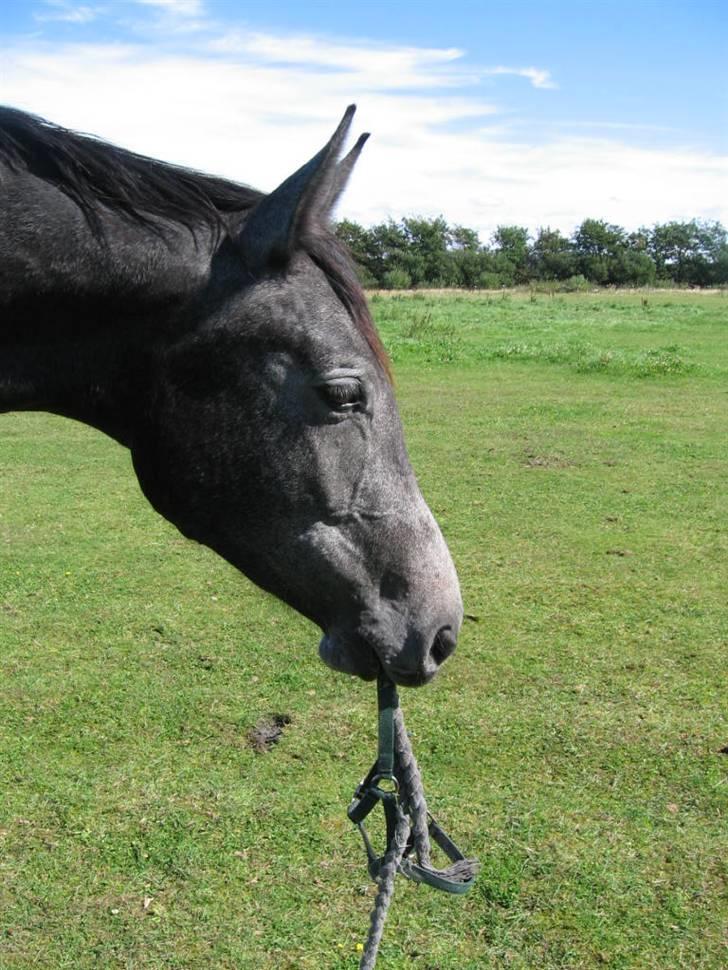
top-left (0, 104), bottom-right (462, 688)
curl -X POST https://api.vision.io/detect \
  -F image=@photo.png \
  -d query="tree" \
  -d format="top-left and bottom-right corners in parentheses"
top-left (491, 225), bottom-right (530, 285)
top-left (400, 216), bottom-right (458, 286)
top-left (335, 219), bottom-right (379, 286)
top-left (529, 227), bottom-right (577, 280)
top-left (448, 224), bottom-right (485, 287)
top-left (573, 219), bottom-right (633, 284)
top-left (648, 221), bottom-right (697, 283)
top-left (449, 225), bottom-right (481, 251)
top-left (365, 220), bottom-right (410, 284)
top-left (697, 222), bottom-right (728, 284)
top-left (334, 215), bottom-right (726, 289)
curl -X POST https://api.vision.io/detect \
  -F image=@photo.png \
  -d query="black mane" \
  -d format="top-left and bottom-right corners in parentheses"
top-left (0, 106), bottom-right (390, 376)
top-left (0, 106), bottom-right (263, 234)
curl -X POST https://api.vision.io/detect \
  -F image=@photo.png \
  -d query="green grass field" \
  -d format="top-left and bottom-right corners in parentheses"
top-left (1, 290), bottom-right (726, 969)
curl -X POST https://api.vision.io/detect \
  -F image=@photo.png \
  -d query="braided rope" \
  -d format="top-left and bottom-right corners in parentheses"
top-left (358, 709), bottom-right (478, 969)
top-left (358, 800), bottom-right (410, 970)
top-left (393, 708), bottom-right (431, 868)
top-left (396, 710), bottom-right (478, 887)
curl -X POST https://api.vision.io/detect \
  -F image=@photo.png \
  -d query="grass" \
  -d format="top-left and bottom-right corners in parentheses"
top-left (373, 288), bottom-right (726, 377)
top-left (1, 289), bottom-right (727, 968)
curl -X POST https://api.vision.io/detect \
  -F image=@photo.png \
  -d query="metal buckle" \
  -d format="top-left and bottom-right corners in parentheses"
top-left (371, 773), bottom-right (399, 795)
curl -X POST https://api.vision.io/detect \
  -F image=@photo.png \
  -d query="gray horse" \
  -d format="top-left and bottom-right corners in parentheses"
top-left (0, 105), bottom-right (462, 687)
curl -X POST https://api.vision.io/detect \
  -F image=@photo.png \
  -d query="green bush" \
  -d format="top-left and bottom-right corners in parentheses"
top-left (560, 274), bottom-right (591, 292)
top-left (477, 271), bottom-right (504, 289)
top-left (382, 267), bottom-right (412, 290)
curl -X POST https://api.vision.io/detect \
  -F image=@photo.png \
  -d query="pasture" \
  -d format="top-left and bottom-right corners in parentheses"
top-left (1, 289), bottom-right (726, 968)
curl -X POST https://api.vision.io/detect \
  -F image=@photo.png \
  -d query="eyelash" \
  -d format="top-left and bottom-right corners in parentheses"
top-left (318, 379), bottom-right (363, 412)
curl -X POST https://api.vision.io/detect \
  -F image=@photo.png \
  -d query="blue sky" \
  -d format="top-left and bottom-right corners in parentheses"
top-left (2, 0), bottom-right (726, 235)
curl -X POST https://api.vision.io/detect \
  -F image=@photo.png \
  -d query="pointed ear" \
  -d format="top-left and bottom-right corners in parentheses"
top-left (319, 132), bottom-right (370, 216)
top-left (239, 106), bottom-right (367, 273)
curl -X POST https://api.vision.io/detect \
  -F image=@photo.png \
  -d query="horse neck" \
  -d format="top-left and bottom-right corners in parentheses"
top-left (0, 169), bottom-right (215, 445)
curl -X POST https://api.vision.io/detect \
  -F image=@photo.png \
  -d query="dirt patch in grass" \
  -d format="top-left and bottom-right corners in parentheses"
top-left (524, 451), bottom-right (574, 469)
top-left (247, 713), bottom-right (292, 752)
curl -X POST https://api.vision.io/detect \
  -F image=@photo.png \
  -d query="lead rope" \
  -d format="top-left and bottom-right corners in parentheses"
top-left (349, 674), bottom-right (479, 970)
top-left (359, 791), bottom-right (410, 970)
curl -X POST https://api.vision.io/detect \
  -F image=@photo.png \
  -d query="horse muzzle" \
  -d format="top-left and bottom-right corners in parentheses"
top-left (319, 607), bottom-right (461, 687)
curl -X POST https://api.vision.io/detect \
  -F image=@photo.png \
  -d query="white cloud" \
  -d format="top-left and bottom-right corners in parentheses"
top-left (126, 0), bottom-right (211, 35)
top-left (35, 1), bottom-right (101, 24)
top-left (208, 30), bottom-right (473, 92)
top-left (481, 65), bottom-right (557, 89)
top-left (2, 32), bottom-right (725, 237)
top-left (215, 30), bottom-right (462, 68)
top-left (134, 0), bottom-right (205, 15)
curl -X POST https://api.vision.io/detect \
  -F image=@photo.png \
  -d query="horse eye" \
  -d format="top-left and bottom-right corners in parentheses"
top-left (318, 379), bottom-right (363, 412)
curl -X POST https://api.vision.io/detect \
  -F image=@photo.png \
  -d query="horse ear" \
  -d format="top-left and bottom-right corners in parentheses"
top-left (239, 106), bottom-right (367, 273)
top-left (320, 132), bottom-right (370, 216)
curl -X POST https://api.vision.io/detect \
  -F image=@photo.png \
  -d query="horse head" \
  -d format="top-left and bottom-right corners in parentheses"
top-left (131, 108), bottom-right (463, 687)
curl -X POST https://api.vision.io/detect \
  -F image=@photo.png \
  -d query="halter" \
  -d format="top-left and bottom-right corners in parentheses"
top-left (348, 671), bottom-right (478, 967)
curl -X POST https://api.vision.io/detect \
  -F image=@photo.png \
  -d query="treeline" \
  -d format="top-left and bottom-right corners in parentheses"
top-left (335, 217), bottom-right (728, 289)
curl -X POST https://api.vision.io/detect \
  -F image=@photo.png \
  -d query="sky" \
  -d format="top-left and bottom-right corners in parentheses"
top-left (1, 0), bottom-right (726, 239)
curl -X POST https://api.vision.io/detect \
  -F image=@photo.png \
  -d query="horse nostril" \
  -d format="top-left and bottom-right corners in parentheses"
top-left (430, 625), bottom-right (457, 666)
